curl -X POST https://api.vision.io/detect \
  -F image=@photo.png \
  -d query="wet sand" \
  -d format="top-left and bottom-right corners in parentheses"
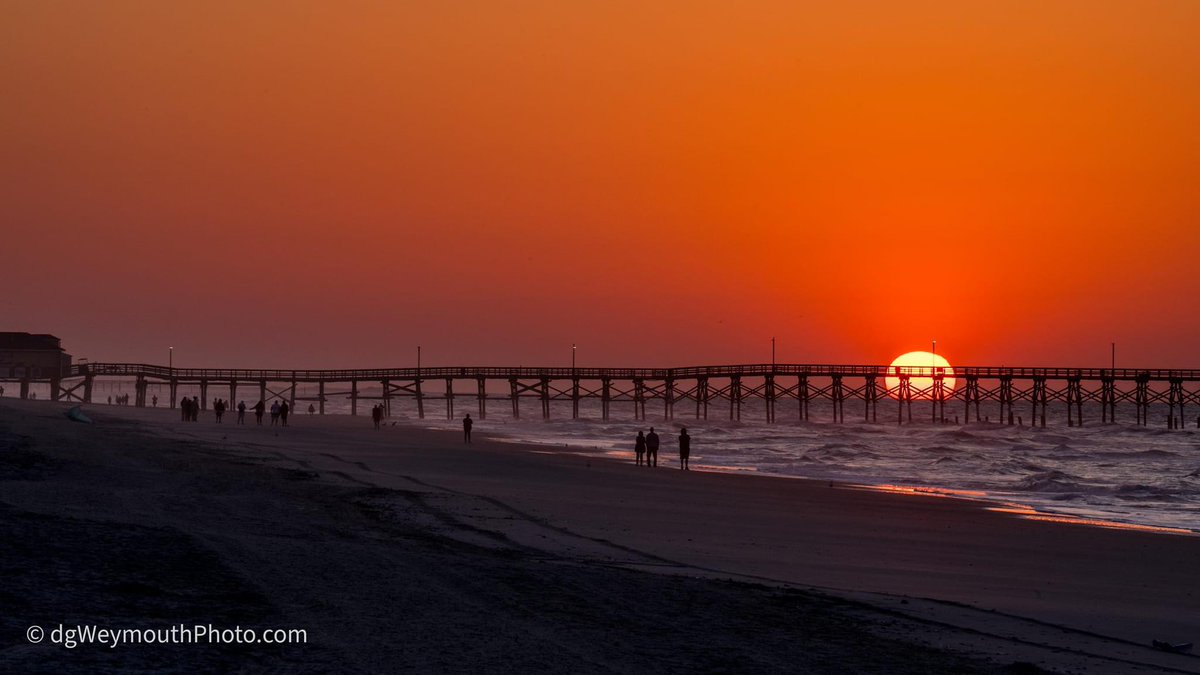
top-left (3, 399), bottom-right (1199, 673)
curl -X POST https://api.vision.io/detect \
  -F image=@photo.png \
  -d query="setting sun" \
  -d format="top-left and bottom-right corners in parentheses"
top-left (885, 351), bottom-right (956, 399)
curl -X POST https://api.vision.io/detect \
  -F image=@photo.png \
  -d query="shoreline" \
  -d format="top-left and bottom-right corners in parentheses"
top-left (455, 422), bottom-right (1200, 536)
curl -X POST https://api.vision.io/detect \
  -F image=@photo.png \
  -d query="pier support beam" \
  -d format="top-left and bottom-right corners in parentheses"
top-left (697, 377), bottom-right (709, 420)
top-left (510, 378), bottom-right (520, 419)
top-left (798, 376), bottom-right (809, 422)
top-left (477, 378), bottom-right (487, 419)
top-left (730, 376), bottom-right (742, 421)
top-left (319, 381), bottom-right (325, 414)
top-left (1066, 377), bottom-right (1083, 427)
top-left (350, 380), bottom-right (358, 416)
top-left (601, 378), bottom-right (611, 421)
top-left (765, 375), bottom-right (776, 423)
top-left (999, 376), bottom-right (1014, 425)
top-left (1101, 375), bottom-right (1115, 424)
top-left (200, 380), bottom-right (208, 410)
top-left (446, 378), bottom-right (455, 421)
top-left (664, 378), bottom-right (675, 421)
top-left (1031, 376), bottom-right (1047, 428)
top-left (415, 377), bottom-right (425, 419)
top-left (1135, 374), bottom-right (1150, 426)
top-left (540, 378), bottom-right (550, 419)
top-left (572, 377), bottom-right (580, 419)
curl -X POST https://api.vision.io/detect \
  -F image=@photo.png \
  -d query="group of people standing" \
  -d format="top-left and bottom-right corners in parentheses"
top-left (176, 398), bottom-right (284, 426)
top-left (633, 427), bottom-right (691, 470)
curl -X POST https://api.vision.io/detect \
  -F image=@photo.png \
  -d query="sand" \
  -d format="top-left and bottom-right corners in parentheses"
top-left (2, 398), bottom-right (1199, 673)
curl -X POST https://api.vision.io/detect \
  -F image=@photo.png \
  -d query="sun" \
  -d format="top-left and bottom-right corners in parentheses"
top-left (885, 351), bottom-right (956, 400)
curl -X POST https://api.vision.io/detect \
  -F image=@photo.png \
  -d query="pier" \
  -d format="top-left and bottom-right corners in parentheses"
top-left (8, 363), bottom-right (1200, 429)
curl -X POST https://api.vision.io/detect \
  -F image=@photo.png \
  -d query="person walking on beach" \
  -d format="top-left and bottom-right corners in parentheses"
top-left (646, 427), bottom-right (660, 467)
top-left (180, 397), bottom-right (189, 421)
top-left (678, 427), bottom-right (691, 470)
top-left (371, 404), bottom-right (382, 429)
top-left (214, 399), bottom-right (226, 423)
top-left (308, 403), bottom-right (315, 415)
top-left (270, 400), bottom-right (280, 426)
top-left (254, 399), bottom-right (265, 425)
top-left (152, 394), bottom-right (158, 407)
top-left (634, 430), bottom-right (647, 466)
top-left (237, 400), bottom-right (246, 424)
top-left (463, 414), bottom-right (473, 443)
top-left (280, 400), bottom-right (290, 426)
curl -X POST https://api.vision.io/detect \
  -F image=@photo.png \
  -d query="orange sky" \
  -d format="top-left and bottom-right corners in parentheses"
top-left (3, 1), bottom-right (1198, 368)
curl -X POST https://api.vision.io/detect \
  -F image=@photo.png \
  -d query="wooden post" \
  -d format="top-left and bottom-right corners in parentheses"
top-left (200, 380), bottom-right (208, 410)
top-left (415, 376), bottom-right (424, 419)
top-left (831, 374), bottom-right (844, 423)
top-left (318, 381), bottom-right (325, 414)
top-left (798, 375), bottom-right (809, 422)
top-left (259, 380), bottom-right (266, 407)
top-left (477, 377), bottom-right (486, 419)
top-left (540, 378), bottom-right (550, 419)
top-left (665, 378), bottom-right (675, 420)
top-left (634, 379), bottom-right (645, 420)
top-left (697, 377), bottom-right (708, 419)
top-left (764, 375), bottom-right (775, 423)
top-left (350, 379), bottom-right (358, 416)
top-left (446, 377), bottom-right (455, 421)
top-left (382, 379), bottom-right (391, 417)
top-left (572, 377), bottom-right (580, 419)
top-left (50, 378), bottom-right (61, 402)
top-left (229, 380), bottom-right (237, 408)
top-left (510, 378), bottom-right (520, 418)
top-left (171, 377), bottom-right (178, 409)
top-left (730, 376), bottom-right (741, 421)
top-left (84, 374), bottom-right (94, 403)
top-left (289, 376), bottom-right (297, 410)
top-left (601, 377), bottom-right (611, 420)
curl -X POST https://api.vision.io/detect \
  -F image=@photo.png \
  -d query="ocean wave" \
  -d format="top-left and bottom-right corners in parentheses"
top-left (1012, 470), bottom-right (1086, 492)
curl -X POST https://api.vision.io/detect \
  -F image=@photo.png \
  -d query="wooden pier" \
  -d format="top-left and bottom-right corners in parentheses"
top-left (9, 363), bottom-right (1200, 429)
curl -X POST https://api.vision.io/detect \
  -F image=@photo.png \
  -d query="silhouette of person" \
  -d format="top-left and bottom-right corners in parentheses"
top-left (214, 399), bottom-right (225, 423)
top-left (152, 394), bottom-right (158, 407)
top-left (270, 400), bottom-right (280, 426)
top-left (646, 427), bottom-right (660, 467)
top-left (253, 399), bottom-right (265, 425)
top-left (181, 397), bottom-right (189, 421)
top-left (280, 400), bottom-right (290, 426)
top-left (108, 395), bottom-right (112, 405)
top-left (371, 404), bottom-right (382, 429)
top-left (463, 414), bottom-right (473, 443)
top-left (237, 400), bottom-right (246, 424)
top-left (308, 403), bottom-right (315, 415)
top-left (634, 430), bottom-right (646, 466)
top-left (678, 427), bottom-right (690, 470)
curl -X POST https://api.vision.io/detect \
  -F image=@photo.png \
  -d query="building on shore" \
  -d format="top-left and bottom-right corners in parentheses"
top-left (0, 332), bottom-right (72, 381)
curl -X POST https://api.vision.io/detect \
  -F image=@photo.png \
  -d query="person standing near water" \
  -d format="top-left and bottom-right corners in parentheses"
top-left (237, 400), bottom-right (246, 424)
top-left (678, 427), bottom-right (691, 470)
top-left (634, 430), bottom-right (646, 466)
top-left (280, 400), bottom-right (290, 427)
top-left (463, 414), bottom-right (473, 443)
top-left (254, 399), bottom-right (265, 425)
top-left (645, 428), bottom-right (660, 467)
top-left (270, 401), bottom-right (280, 426)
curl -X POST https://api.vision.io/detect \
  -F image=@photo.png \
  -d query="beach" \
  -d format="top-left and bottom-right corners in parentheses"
top-left (3, 399), bottom-right (1199, 673)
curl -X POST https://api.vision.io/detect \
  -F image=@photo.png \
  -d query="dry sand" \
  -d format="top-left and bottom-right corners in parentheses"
top-left (2, 399), bottom-right (1199, 673)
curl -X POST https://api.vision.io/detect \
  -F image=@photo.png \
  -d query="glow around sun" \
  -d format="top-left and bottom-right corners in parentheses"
top-left (885, 351), bottom-right (956, 399)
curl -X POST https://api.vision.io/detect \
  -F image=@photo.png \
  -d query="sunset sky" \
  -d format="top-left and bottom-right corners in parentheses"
top-left (4, 1), bottom-right (1199, 368)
